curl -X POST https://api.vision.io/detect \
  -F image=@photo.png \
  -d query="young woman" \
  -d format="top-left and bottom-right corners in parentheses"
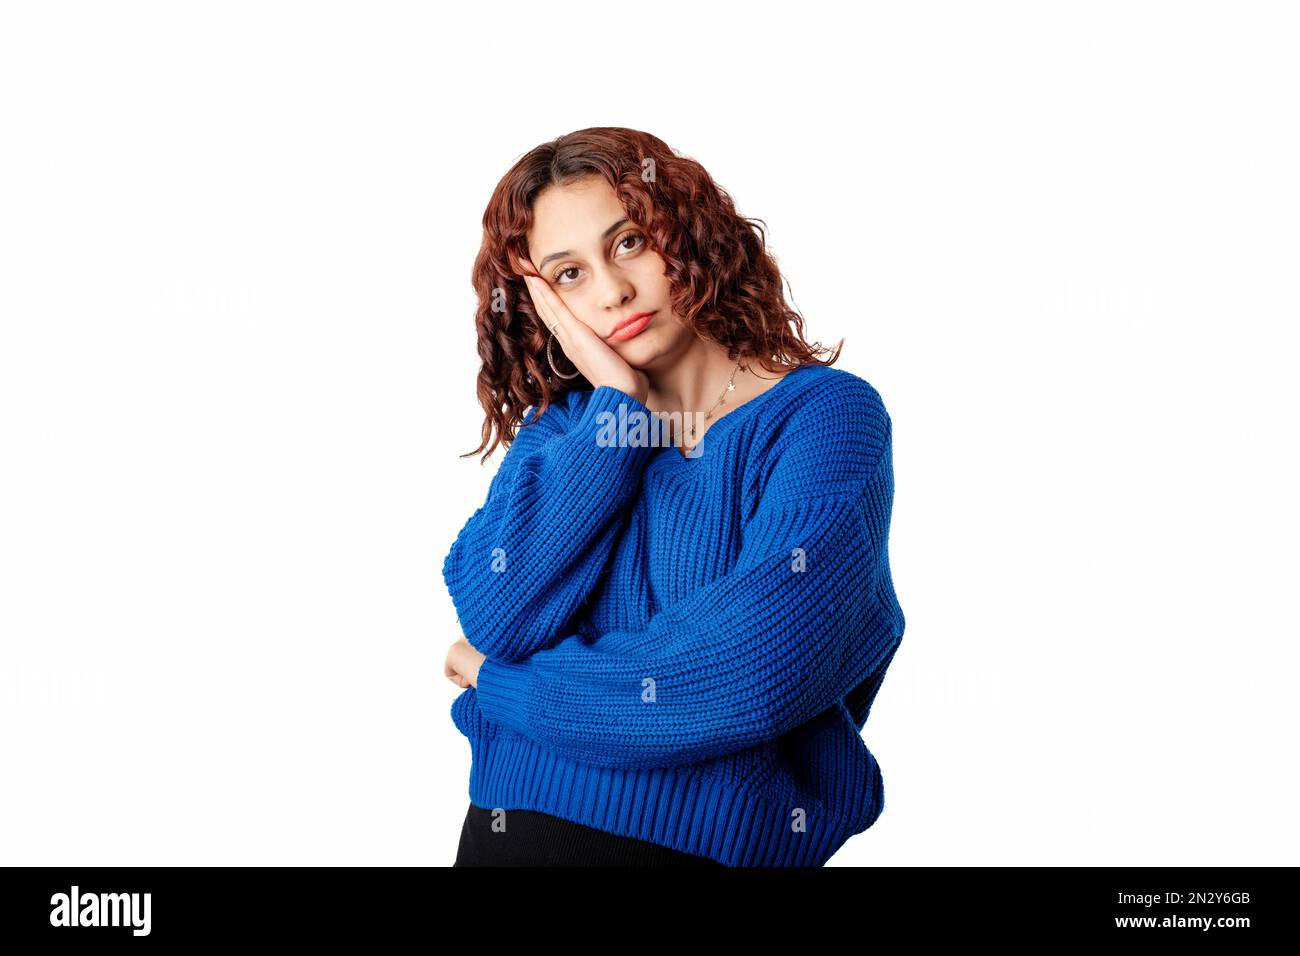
top-left (442, 127), bottom-right (906, 867)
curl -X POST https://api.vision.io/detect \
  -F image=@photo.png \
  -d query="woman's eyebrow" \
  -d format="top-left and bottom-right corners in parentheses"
top-left (536, 218), bottom-right (630, 271)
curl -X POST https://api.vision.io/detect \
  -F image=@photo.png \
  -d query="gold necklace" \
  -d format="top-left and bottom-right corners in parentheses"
top-left (684, 359), bottom-right (747, 450)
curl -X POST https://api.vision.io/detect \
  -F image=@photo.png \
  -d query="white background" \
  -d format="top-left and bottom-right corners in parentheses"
top-left (2, 0), bottom-right (1296, 865)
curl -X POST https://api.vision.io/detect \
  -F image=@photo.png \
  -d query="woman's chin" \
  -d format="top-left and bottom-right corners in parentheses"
top-left (615, 327), bottom-right (687, 367)
top-left (612, 332), bottom-right (661, 360)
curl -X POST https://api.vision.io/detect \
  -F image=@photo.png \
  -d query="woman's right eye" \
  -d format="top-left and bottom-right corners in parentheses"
top-left (553, 267), bottom-right (580, 285)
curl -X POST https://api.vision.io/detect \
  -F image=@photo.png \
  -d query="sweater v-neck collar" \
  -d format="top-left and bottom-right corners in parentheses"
top-left (653, 362), bottom-right (816, 465)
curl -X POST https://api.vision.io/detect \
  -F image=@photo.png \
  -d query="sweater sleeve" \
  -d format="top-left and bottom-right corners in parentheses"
top-left (472, 381), bottom-right (903, 770)
top-left (441, 386), bottom-right (661, 662)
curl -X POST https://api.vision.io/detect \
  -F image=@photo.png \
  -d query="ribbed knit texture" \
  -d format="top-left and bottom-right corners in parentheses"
top-left (441, 362), bottom-right (905, 867)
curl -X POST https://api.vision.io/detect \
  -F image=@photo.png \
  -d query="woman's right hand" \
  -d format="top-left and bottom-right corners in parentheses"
top-left (517, 257), bottom-right (650, 406)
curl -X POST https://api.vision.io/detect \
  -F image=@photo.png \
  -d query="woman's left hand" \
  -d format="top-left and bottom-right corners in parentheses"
top-left (445, 636), bottom-right (486, 689)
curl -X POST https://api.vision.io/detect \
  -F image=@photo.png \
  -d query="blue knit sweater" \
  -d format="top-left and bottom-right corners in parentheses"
top-left (442, 362), bottom-right (905, 866)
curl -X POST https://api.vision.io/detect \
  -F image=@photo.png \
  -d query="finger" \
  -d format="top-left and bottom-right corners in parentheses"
top-left (525, 275), bottom-right (562, 337)
top-left (528, 274), bottom-right (573, 335)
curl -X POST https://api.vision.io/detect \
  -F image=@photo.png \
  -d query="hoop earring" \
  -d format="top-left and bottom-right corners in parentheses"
top-left (546, 330), bottom-right (580, 380)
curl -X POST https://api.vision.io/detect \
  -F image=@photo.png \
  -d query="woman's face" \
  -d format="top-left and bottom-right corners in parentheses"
top-left (525, 175), bottom-right (688, 367)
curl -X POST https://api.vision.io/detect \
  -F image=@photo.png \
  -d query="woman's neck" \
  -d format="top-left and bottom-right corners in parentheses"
top-left (642, 342), bottom-right (751, 416)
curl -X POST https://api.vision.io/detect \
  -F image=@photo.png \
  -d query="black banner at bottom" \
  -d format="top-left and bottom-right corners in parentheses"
top-left (0, 865), bottom-right (1289, 944)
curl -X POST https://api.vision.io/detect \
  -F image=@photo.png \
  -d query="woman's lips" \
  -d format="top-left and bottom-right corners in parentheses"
top-left (609, 311), bottom-right (655, 342)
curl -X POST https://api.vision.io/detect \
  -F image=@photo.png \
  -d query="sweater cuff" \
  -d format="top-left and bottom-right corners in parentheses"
top-left (475, 656), bottom-right (534, 733)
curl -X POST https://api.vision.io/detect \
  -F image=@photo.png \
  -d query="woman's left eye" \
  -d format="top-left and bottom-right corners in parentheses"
top-left (552, 233), bottom-right (645, 285)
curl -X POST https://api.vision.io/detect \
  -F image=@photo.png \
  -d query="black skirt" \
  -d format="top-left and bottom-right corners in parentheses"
top-left (453, 802), bottom-right (725, 867)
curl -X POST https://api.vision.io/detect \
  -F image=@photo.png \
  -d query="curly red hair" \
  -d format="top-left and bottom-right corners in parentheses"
top-left (461, 126), bottom-right (843, 462)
